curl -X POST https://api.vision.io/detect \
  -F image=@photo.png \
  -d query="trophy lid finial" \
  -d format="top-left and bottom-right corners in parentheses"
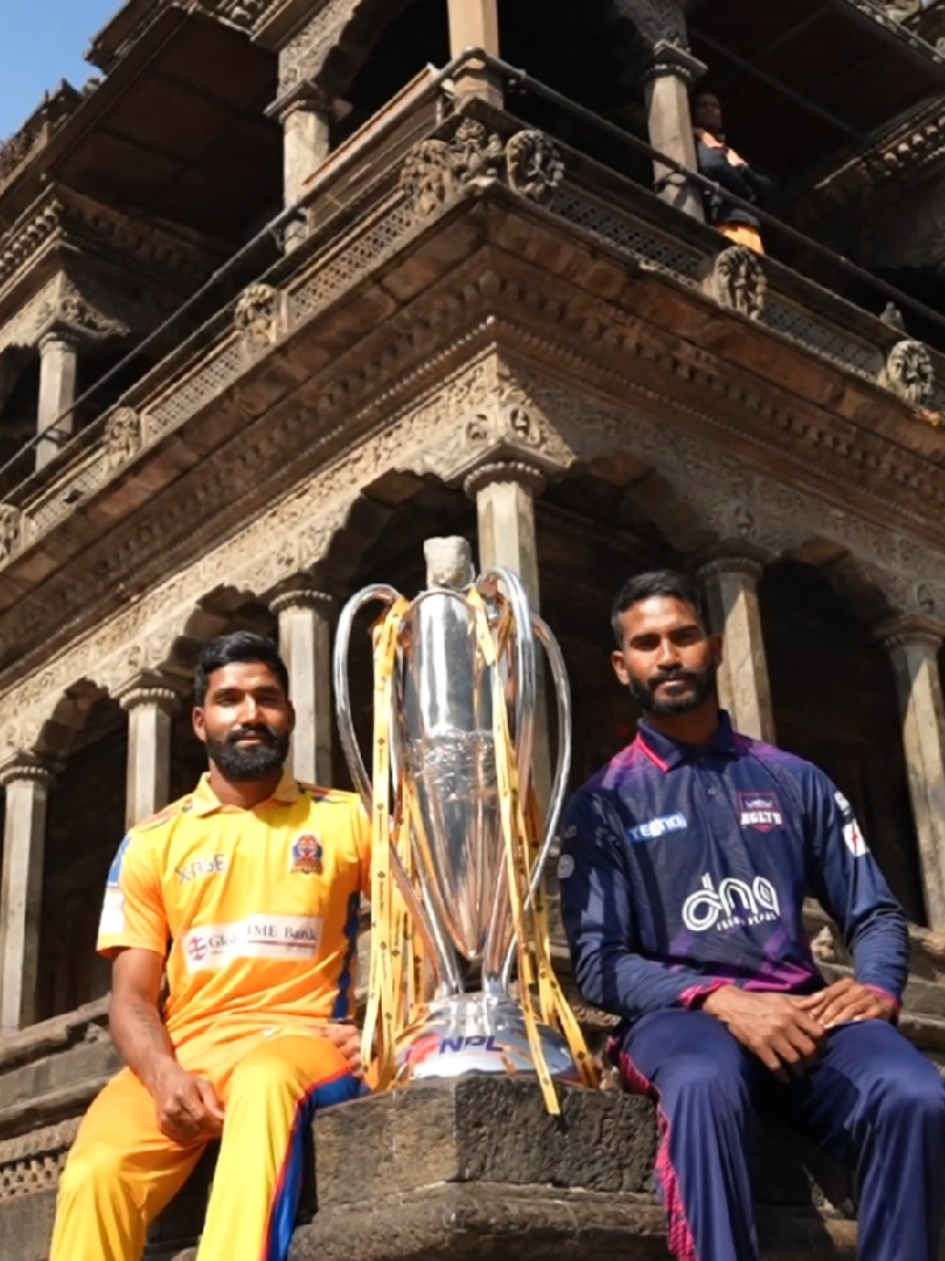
top-left (424, 536), bottom-right (476, 590)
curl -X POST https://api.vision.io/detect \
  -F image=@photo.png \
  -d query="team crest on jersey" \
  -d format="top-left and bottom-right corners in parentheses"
top-left (737, 792), bottom-right (783, 832)
top-left (290, 833), bottom-right (323, 875)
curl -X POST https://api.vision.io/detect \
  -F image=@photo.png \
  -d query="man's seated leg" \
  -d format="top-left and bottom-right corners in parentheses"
top-left (791, 1019), bottom-right (945, 1261)
top-left (49, 1070), bottom-right (207, 1261)
top-left (196, 1031), bottom-right (361, 1261)
top-left (620, 1008), bottom-right (762, 1261)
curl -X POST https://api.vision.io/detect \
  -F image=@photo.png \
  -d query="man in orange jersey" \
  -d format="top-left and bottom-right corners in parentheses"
top-left (49, 632), bottom-right (370, 1261)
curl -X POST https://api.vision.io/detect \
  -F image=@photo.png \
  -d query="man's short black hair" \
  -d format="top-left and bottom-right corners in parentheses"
top-left (194, 632), bottom-right (289, 706)
top-left (611, 570), bottom-right (710, 647)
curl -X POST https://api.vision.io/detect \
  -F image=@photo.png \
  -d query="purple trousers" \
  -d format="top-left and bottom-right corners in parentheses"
top-left (619, 1009), bottom-right (945, 1261)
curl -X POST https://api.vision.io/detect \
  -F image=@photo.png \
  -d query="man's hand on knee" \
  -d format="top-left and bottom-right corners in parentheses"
top-left (311, 1022), bottom-right (362, 1077)
top-left (700, 986), bottom-right (826, 1082)
top-left (794, 978), bottom-right (897, 1028)
top-left (151, 1061), bottom-right (225, 1144)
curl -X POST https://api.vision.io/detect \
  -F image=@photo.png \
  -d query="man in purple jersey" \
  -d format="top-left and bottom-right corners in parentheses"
top-left (559, 570), bottom-right (945, 1261)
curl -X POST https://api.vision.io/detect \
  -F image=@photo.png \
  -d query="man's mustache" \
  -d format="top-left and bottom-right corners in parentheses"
top-left (650, 667), bottom-right (697, 685)
top-left (226, 724), bottom-right (279, 746)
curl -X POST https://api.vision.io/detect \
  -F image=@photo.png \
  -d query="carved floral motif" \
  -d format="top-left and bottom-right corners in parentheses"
top-left (881, 339), bottom-right (935, 407)
top-left (0, 505), bottom-right (21, 564)
top-left (234, 284), bottom-right (280, 353)
top-left (707, 245), bottom-right (767, 321)
top-left (506, 131), bottom-right (565, 204)
top-left (400, 124), bottom-right (564, 215)
top-left (103, 408), bottom-right (142, 471)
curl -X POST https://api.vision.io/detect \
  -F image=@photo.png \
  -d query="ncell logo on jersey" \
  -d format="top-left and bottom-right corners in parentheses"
top-left (682, 873), bottom-right (780, 933)
top-left (737, 792), bottom-right (783, 831)
top-left (290, 834), bottom-right (323, 875)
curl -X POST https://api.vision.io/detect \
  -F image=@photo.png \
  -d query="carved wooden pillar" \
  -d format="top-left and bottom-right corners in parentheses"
top-left (881, 622), bottom-right (945, 929)
top-left (0, 756), bottom-right (52, 1031)
top-left (36, 330), bottom-right (79, 470)
top-left (446, 0), bottom-right (503, 106)
top-left (119, 676), bottom-right (179, 829)
top-left (466, 460), bottom-right (551, 811)
top-left (272, 581), bottom-right (335, 786)
top-left (638, 42), bottom-right (706, 222)
top-left (279, 91), bottom-right (332, 250)
top-left (698, 555), bottom-right (775, 743)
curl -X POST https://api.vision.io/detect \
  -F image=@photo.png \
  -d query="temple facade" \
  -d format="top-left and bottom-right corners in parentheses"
top-left (5, 1), bottom-right (945, 1257)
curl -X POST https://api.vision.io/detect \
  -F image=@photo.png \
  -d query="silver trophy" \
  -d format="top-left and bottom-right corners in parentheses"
top-left (334, 537), bottom-right (580, 1085)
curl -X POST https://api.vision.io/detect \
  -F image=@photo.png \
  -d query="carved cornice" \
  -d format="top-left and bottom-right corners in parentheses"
top-left (0, 185), bottom-right (218, 312)
top-left (269, 582), bottom-right (335, 615)
top-left (608, 0), bottom-right (690, 51)
top-left (0, 83), bottom-right (88, 192)
top-left (635, 39), bottom-right (706, 87)
top-left (273, 0), bottom-right (361, 103)
top-left (0, 753), bottom-right (52, 788)
top-left (696, 552), bottom-right (767, 585)
top-left (116, 672), bottom-right (182, 713)
top-left (87, 0), bottom-right (275, 74)
top-left (876, 614), bottom-right (945, 653)
top-left (464, 459), bottom-right (547, 498)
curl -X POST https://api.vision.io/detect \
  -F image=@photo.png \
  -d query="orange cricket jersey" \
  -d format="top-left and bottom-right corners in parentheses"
top-left (97, 771), bottom-right (371, 1056)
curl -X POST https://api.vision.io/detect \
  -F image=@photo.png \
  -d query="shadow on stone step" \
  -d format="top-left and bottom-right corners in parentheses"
top-left (145, 1077), bottom-right (853, 1261)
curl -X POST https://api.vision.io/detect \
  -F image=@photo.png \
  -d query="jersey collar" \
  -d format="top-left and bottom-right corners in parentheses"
top-left (190, 769), bottom-right (300, 815)
top-left (634, 710), bottom-right (739, 771)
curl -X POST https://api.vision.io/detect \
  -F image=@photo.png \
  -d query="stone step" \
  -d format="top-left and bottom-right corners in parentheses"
top-left (144, 1077), bottom-right (864, 1261)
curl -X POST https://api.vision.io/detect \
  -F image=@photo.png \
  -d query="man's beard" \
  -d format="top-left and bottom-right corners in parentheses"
top-left (626, 661), bottom-right (717, 716)
top-left (206, 724), bottom-right (289, 782)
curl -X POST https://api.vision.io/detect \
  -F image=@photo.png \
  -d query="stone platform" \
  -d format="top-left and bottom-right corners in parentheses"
top-left (153, 1078), bottom-right (858, 1261)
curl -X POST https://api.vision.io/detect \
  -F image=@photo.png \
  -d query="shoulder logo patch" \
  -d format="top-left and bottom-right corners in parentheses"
top-left (290, 833), bottom-right (324, 875)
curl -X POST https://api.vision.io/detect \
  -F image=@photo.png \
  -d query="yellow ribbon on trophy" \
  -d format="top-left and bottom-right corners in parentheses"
top-left (360, 591), bottom-right (597, 1115)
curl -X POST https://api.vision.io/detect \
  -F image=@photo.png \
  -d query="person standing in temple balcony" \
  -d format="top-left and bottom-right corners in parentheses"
top-left (692, 91), bottom-right (772, 255)
top-left (48, 633), bottom-right (369, 1261)
top-left (559, 571), bottom-right (945, 1261)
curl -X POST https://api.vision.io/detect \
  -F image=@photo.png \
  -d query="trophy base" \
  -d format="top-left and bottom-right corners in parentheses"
top-left (395, 993), bottom-right (582, 1085)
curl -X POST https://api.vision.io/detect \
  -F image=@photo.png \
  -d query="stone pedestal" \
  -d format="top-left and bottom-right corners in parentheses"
top-left (119, 678), bottom-right (179, 830)
top-left (0, 757), bottom-right (52, 1032)
top-left (466, 462), bottom-right (551, 813)
top-left (882, 624), bottom-right (945, 929)
top-left (639, 42), bottom-right (706, 222)
top-left (137, 1076), bottom-right (861, 1261)
top-left (699, 555), bottom-right (775, 744)
top-left (36, 332), bottom-right (78, 470)
top-left (272, 583), bottom-right (334, 787)
top-left (447, 0), bottom-right (503, 106)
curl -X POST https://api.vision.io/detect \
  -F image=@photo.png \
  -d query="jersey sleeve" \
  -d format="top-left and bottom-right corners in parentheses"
top-left (97, 831), bottom-right (169, 959)
top-left (559, 788), bottom-right (721, 1021)
top-left (802, 768), bottom-right (909, 1007)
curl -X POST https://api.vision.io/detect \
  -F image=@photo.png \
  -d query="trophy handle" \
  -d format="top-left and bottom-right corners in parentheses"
top-left (477, 566), bottom-right (537, 809)
top-left (498, 613), bottom-right (572, 989)
top-left (333, 583), bottom-right (401, 811)
top-left (333, 584), bottom-right (464, 999)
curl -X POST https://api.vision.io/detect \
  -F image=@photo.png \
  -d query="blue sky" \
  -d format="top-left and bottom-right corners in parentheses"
top-left (0, 1), bottom-right (118, 140)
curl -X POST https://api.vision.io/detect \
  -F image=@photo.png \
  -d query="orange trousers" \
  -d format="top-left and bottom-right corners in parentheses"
top-left (49, 1031), bottom-right (361, 1261)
